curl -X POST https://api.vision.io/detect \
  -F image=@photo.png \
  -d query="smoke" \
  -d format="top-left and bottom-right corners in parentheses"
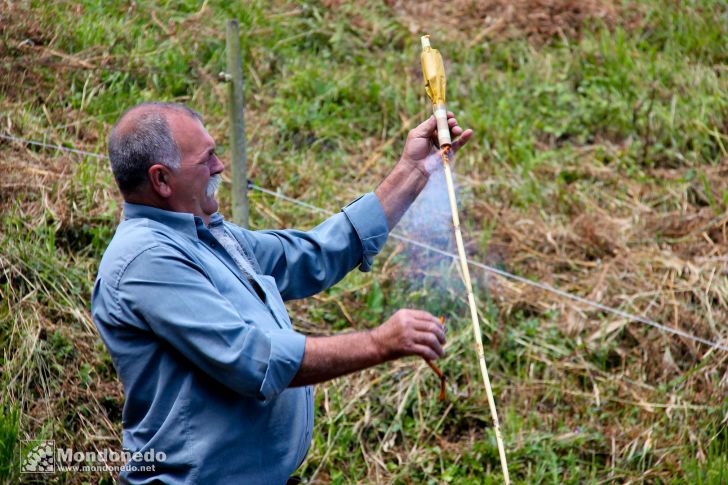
top-left (396, 151), bottom-right (461, 291)
top-left (399, 156), bottom-right (452, 250)
top-left (206, 174), bottom-right (222, 197)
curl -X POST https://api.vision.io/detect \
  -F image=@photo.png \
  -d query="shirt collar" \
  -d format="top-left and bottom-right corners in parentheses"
top-left (123, 202), bottom-right (226, 239)
top-left (208, 212), bottom-right (225, 228)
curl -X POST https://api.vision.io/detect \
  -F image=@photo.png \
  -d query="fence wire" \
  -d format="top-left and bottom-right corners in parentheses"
top-left (2, 132), bottom-right (727, 352)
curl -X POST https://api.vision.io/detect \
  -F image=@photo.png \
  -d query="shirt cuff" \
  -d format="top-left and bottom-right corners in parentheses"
top-left (341, 192), bottom-right (389, 272)
top-left (258, 330), bottom-right (306, 401)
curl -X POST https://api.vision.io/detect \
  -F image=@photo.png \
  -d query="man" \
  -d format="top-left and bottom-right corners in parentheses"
top-left (92, 102), bottom-right (472, 484)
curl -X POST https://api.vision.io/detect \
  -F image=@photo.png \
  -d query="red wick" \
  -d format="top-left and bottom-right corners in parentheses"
top-left (425, 315), bottom-right (447, 401)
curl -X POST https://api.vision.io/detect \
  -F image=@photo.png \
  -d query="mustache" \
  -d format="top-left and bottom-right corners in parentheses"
top-left (206, 174), bottom-right (222, 197)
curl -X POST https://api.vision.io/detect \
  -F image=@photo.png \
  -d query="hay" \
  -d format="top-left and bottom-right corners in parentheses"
top-left (384, 0), bottom-right (633, 44)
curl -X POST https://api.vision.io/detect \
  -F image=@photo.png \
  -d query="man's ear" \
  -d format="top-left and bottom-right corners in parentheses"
top-left (148, 164), bottom-right (174, 198)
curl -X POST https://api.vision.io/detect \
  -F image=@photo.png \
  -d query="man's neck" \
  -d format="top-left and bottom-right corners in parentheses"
top-left (124, 193), bottom-right (211, 226)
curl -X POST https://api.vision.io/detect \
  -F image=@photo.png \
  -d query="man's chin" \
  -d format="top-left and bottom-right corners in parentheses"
top-left (203, 196), bottom-right (219, 216)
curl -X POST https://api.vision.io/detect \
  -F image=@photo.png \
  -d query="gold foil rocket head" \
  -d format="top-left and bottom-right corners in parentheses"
top-left (420, 35), bottom-right (451, 146)
top-left (420, 35), bottom-right (446, 105)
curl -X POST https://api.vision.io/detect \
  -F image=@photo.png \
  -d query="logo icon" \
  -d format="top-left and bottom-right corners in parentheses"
top-left (21, 440), bottom-right (55, 473)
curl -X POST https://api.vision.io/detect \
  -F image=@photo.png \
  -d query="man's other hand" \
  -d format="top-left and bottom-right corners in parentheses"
top-left (400, 112), bottom-right (473, 176)
top-left (369, 309), bottom-right (446, 362)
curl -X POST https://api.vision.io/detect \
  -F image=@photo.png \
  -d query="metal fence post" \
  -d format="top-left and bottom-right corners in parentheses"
top-left (226, 19), bottom-right (248, 228)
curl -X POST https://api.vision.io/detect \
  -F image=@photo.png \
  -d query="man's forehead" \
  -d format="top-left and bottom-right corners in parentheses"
top-left (167, 112), bottom-right (214, 152)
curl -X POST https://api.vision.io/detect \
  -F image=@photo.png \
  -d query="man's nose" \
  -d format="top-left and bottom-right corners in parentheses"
top-left (212, 155), bottom-right (224, 174)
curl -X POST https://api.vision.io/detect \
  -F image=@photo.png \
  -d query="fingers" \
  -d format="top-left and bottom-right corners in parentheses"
top-left (409, 115), bottom-right (437, 139)
top-left (448, 117), bottom-right (464, 137)
top-left (407, 309), bottom-right (441, 323)
top-left (410, 113), bottom-right (472, 142)
top-left (414, 330), bottom-right (445, 357)
top-left (450, 128), bottom-right (473, 153)
top-left (398, 309), bottom-right (447, 359)
top-left (443, 113), bottom-right (473, 152)
top-left (413, 344), bottom-right (440, 362)
top-left (404, 310), bottom-right (446, 342)
top-left (375, 309), bottom-right (448, 362)
top-left (413, 320), bottom-right (446, 344)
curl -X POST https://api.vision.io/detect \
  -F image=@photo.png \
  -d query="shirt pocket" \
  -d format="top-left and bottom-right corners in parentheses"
top-left (256, 275), bottom-right (294, 329)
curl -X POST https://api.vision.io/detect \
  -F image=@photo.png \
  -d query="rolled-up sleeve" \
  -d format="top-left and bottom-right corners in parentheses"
top-left (259, 329), bottom-right (306, 399)
top-left (241, 192), bottom-right (389, 300)
top-left (341, 192), bottom-right (389, 272)
top-left (116, 245), bottom-right (305, 400)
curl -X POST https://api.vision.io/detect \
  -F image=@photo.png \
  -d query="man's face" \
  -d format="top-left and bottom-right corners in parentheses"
top-left (166, 113), bottom-right (224, 222)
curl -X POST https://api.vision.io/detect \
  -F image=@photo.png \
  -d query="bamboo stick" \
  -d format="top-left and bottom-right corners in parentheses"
top-left (441, 147), bottom-right (510, 484)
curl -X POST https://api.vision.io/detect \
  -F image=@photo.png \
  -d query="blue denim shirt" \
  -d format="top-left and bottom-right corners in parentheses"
top-left (91, 193), bottom-right (388, 484)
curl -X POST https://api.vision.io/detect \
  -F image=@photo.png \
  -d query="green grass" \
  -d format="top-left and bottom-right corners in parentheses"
top-left (2, 0), bottom-right (727, 483)
top-left (0, 406), bottom-right (20, 483)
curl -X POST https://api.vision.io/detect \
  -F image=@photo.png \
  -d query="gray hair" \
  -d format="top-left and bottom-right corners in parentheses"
top-left (107, 102), bottom-right (201, 195)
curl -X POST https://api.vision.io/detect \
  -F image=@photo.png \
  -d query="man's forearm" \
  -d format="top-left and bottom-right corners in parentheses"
top-left (289, 309), bottom-right (446, 387)
top-left (374, 160), bottom-right (429, 231)
top-left (289, 331), bottom-right (383, 386)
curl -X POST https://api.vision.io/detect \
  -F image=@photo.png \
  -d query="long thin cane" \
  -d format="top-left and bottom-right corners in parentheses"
top-left (441, 146), bottom-right (509, 484)
top-left (421, 35), bottom-right (510, 484)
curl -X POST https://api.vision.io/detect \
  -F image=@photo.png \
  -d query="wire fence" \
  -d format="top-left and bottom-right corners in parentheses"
top-left (3, 132), bottom-right (726, 352)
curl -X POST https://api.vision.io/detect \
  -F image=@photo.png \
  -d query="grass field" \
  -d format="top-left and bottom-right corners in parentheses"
top-left (1, 0), bottom-right (727, 483)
